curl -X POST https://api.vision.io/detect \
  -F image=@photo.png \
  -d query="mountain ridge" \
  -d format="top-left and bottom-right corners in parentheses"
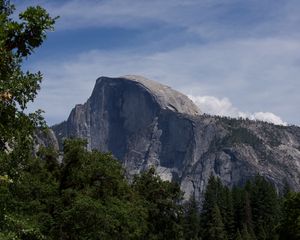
top-left (51, 76), bottom-right (300, 200)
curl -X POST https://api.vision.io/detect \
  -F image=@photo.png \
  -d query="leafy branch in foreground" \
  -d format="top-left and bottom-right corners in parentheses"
top-left (0, 0), bottom-right (57, 150)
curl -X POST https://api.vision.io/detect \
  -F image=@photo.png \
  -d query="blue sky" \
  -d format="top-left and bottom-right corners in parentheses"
top-left (14, 0), bottom-right (300, 126)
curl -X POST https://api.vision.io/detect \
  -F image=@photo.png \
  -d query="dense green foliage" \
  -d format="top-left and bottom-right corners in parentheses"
top-left (178, 174), bottom-right (300, 240)
top-left (3, 139), bottom-right (299, 240)
top-left (0, 1), bottom-right (57, 238)
top-left (200, 175), bottom-right (284, 240)
top-left (0, 0), bottom-right (56, 151)
top-left (0, 138), bottom-right (185, 239)
top-left (0, 1), bottom-right (299, 239)
top-left (132, 167), bottom-right (184, 239)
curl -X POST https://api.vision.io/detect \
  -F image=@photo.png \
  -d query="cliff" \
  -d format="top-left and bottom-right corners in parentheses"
top-left (52, 75), bottom-right (300, 200)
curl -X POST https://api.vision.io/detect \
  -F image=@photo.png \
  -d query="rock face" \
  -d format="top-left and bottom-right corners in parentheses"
top-left (52, 75), bottom-right (300, 200)
top-left (35, 129), bottom-right (59, 152)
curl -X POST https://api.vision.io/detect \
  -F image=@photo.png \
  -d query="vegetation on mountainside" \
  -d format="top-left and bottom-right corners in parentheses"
top-left (0, 1), bottom-right (299, 239)
top-left (2, 137), bottom-right (300, 239)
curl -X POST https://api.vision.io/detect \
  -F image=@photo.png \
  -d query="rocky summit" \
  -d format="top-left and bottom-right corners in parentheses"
top-left (51, 75), bottom-right (300, 201)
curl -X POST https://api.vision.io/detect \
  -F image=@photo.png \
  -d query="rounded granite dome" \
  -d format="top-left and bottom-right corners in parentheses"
top-left (96, 75), bottom-right (201, 116)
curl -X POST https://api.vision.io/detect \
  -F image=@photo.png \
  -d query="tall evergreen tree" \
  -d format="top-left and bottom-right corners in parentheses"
top-left (132, 167), bottom-right (184, 240)
top-left (278, 192), bottom-right (300, 240)
top-left (207, 204), bottom-right (228, 240)
top-left (235, 229), bottom-right (242, 240)
top-left (248, 176), bottom-right (280, 239)
top-left (242, 191), bottom-right (255, 236)
top-left (201, 175), bottom-right (223, 235)
top-left (232, 186), bottom-right (244, 230)
top-left (201, 175), bottom-right (236, 239)
top-left (222, 187), bottom-right (236, 240)
top-left (241, 225), bottom-right (254, 240)
top-left (52, 139), bottom-right (148, 240)
top-left (183, 195), bottom-right (201, 240)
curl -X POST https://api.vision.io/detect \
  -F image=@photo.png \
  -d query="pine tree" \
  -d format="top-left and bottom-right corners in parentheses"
top-left (183, 195), bottom-right (201, 240)
top-left (201, 175), bottom-right (237, 240)
top-left (241, 224), bottom-right (254, 240)
top-left (201, 175), bottom-right (224, 233)
top-left (132, 167), bottom-right (184, 240)
top-left (243, 191), bottom-right (255, 235)
top-left (235, 229), bottom-right (242, 240)
top-left (232, 186), bottom-right (244, 230)
top-left (248, 176), bottom-right (280, 239)
top-left (256, 224), bottom-right (267, 240)
top-left (222, 187), bottom-right (236, 240)
top-left (278, 192), bottom-right (300, 240)
top-left (207, 204), bottom-right (228, 240)
top-left (53, 139), bottom-right (148, 240)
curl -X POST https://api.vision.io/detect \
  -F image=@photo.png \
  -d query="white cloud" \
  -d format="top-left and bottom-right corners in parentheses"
top-left (27, 36), bottom-right (300, 125)
top-left (188, 95), bottom-right (241, 117)
top-left (9, 0), bottom-right (300, 127)
top-left (251, 112), bottom-right (287, 126)
top-left (15, 0), bottom-right (202, 30)
top-left (34, 0), bottom-right (219, 30)
top-left (188, 95), bottom-right (287, 126)
top-left (15, 0), bottom-right (300, 43)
